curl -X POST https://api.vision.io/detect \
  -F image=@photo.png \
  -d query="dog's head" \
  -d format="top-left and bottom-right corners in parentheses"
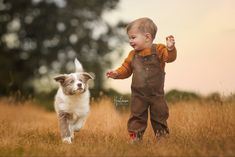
top-left (54, 72), bottom-right (93, 95)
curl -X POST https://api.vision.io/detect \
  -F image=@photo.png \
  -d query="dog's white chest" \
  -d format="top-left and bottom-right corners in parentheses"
top-left (54, 88), bottom-right (90, 116)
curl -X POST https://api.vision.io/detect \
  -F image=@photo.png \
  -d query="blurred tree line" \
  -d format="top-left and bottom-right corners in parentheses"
top-left (1, 0), bottom-right (233, 111)
top-left (0, 0), bottom-right (126, 99)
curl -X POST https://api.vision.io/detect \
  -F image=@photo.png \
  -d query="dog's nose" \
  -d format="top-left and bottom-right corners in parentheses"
top-left (77, 83), bottom-right (82, 88)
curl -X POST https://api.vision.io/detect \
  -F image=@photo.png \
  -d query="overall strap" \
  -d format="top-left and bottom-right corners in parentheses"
top-left (151, 44), bottom-right (157, 55)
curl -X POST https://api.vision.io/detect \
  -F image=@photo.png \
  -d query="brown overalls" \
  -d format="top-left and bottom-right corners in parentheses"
top-left (127, 44), bottom-right (169, 137)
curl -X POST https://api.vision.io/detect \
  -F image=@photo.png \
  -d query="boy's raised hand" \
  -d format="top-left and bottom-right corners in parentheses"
top-left (106, 70), bottom-right (118, 79)
top-left (166, 35), bottom-right (175, 51)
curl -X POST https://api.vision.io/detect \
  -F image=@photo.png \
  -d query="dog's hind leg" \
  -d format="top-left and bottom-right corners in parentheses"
top-left (58, 111), bottom-right (73, 144)
top-left (72, 116), bottom-right (87, 132)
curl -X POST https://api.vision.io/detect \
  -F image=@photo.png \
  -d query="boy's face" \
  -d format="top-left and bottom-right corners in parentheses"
top-left (127, 27), bottom-right (148, 51)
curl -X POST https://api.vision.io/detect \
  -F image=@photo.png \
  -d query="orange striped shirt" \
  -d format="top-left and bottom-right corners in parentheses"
top-left (115, 43), bottom-right (177, 79)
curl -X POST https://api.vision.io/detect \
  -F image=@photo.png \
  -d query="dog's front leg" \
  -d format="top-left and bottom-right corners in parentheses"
top-left (58, 111), bottom-right (73, 144)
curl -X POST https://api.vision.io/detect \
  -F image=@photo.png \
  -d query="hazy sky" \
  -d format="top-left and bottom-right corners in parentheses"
top-left (103, 0), bottom-right (235, 96)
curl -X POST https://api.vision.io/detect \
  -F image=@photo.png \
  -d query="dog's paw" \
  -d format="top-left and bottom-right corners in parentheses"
top-left (70, 132), bottom-right (75, 141)
top-left (62, 137), bottom-right (72, 144)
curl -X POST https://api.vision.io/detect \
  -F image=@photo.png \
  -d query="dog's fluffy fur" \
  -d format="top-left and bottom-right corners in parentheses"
top-left (54, 58), bottom-right (93, 144)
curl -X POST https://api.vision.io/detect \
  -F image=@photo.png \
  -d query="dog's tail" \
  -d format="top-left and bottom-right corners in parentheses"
top-left (74, 58), bottom-right (83, 72)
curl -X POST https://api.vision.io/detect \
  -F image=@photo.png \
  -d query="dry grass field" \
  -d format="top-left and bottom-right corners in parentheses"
top-left (0, 97), bottom-right (234, 157)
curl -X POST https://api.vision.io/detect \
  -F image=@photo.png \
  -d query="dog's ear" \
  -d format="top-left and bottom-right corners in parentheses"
top-left (81, 72), bottom-right (94, 82)
top-left (54, 75), bottom-right (66, 84)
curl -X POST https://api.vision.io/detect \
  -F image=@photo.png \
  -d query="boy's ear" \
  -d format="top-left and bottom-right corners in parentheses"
top-left (145, 33), bottom-right (152, 41)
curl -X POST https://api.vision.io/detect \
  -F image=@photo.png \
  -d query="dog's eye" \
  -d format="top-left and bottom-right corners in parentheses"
top-left (69, 80), bottom-right (75, 84)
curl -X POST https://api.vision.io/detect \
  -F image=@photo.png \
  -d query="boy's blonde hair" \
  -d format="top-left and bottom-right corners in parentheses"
top-left (126, 17), bottom-right (158, 40)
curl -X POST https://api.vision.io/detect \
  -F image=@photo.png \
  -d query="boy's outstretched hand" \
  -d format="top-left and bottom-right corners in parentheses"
top-left (106, 70), bottom-right (118, 79)
top-left (166, 35), bottom-right (175, 51)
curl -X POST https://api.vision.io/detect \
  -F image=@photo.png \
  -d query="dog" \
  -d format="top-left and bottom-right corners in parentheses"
top-left (54, 58), bottom-right (93, 144)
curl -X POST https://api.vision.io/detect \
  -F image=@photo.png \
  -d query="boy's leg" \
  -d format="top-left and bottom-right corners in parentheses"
top-left (149, 96), bottom-right (169, 137)
top-left (127, 94), bottom-right (148, 141)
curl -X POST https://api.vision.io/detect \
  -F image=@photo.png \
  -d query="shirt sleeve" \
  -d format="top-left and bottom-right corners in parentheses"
top-left (156, 44), bottom-right (177, 63)
top-left (115, 51), bottom-right (135, 79)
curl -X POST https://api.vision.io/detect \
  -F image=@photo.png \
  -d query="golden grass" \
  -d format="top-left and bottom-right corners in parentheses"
top-left (0, 98), bottom-right (234, 157)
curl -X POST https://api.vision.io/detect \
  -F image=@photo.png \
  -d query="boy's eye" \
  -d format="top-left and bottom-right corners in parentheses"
top-left (131, 36), bottom-right (136, 39)
top-left (128, 35), bottom-right (136, 39)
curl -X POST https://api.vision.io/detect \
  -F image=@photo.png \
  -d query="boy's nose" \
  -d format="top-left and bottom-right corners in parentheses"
top-left (129, 40), bottom-right (133, 45)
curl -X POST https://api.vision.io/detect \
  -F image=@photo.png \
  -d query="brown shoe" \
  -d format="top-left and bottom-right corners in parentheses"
top-left (129, 132), bottom-right (143, 144)
top-left (155, 130), bottom-right (169, 142)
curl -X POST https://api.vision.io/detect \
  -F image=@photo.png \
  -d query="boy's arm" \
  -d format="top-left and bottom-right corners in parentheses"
top-left (157, 35), bottom-right (177, 63)
top-left (166, 46), bottom-right (177, 63)
top-left (115, 51), bottom-right (135, 79)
